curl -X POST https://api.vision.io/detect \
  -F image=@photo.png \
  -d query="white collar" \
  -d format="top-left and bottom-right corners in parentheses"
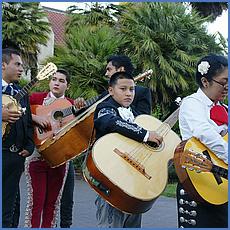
top-left (49, 91), bottom-right (65, 99)
top-left (117, 106), bottom-right (135, 123)
top-left (2, 79), bottom-right (9, 87)
top-left (196, 88), bottom-right (218, 107)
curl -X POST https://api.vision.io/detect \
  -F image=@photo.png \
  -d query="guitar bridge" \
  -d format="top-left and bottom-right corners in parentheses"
top-left (114, 148), bottom-right (151, 180)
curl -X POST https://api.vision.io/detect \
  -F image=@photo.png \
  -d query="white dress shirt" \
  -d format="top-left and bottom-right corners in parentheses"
top-left (2, 79), bottom-right (8, 86)
top-left (179, 88), bottom-right (228, 164)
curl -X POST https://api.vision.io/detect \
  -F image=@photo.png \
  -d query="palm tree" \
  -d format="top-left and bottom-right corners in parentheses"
top-left (65, 2), bottom-right (122, 33)
top-left (46, 25), bottom-right (126, 99)
top-left (38, 2), bottom-right (226, 115)
top-left (2, 2), bottom-right (51, 76)
top-left (118, 2), bottom-right (226, 112)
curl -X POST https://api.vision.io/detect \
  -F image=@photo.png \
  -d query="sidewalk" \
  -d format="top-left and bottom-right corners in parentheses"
top-left (19, 173), bottom-right (177, 228)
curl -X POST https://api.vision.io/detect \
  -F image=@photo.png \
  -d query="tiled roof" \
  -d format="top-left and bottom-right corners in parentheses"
top-left (43, 7), bottom-right (69, 45)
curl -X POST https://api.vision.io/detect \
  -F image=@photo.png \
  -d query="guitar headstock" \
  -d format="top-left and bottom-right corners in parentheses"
top-left (36, 62), bottom-right (57, 81)
top-left (134, 69), bottom-right (153, 82)
top-left (180, 149), bottom-right (213, 173)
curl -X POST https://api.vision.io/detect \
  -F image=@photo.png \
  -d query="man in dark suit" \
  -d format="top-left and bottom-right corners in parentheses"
top-left (105, 55), bottom-right (152, 115)
top-left (2, 48), bottom-right (35, 227)
top-left (76, 55), bottom-right (153, 116)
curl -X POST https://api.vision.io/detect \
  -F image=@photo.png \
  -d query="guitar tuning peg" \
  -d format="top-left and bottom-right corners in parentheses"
top-left (175, 97), bottom-right (182, 104)
top-left (181, 165), bottom-right (186, 169)
top-left (188, 167), bottom-right (194, 171)
top-left (196, 170), bottom-right (201, 173)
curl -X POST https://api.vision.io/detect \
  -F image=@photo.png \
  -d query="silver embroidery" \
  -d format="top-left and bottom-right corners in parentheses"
top-left (97, 108), bottom-right (117, 118)
top-left (115, 120), bottom-right (143, 134)
top-left (24, 158), bottom-right (69, 227)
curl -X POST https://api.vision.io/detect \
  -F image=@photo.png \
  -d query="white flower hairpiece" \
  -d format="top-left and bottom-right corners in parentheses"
top-left (198, 61), bottom-right (210, 75)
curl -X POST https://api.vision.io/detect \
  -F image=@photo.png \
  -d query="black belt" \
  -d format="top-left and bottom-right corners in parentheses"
top-left (2, 144), bottom-right (21, 153)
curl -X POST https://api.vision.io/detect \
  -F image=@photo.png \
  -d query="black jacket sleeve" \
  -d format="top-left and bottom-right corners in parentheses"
top-left (94, 105), bottom-right (147, 142)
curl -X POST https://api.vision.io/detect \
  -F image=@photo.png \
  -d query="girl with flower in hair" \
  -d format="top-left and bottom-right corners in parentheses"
top-left (176, 54), bottom-right (228, 228)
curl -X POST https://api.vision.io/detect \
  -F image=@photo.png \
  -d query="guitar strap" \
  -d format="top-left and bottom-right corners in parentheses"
top-left (202, 150), bottom-right (223, 185)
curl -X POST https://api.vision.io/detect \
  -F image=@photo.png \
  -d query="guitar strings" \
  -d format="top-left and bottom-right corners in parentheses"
top-left (127, 123), bottom-right (171, 168)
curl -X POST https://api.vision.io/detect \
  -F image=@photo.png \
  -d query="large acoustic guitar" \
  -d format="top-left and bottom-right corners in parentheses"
top-left (31, 96), bottom-right (100, 146)
top-left (2, 63), bottom-right (57, 138)
top-left (83, 109), bottom-right (181, 214)
top-left (174, 134), bottom-right (228, 205)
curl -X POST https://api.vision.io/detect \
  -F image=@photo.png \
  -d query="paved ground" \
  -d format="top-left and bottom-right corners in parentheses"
top-left (19, 173), bottom-right (177, 228)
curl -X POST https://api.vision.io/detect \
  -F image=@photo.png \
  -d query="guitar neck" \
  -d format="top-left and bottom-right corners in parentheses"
top-left (163, 107), bottom-right (180, 128)
top-left (85, 95), bottom-right (101, 107)
top-left (63, 95), bottom-right (101, 117)
top-left (14, 78), bottom-right (38, 101)
top-left (212, 165), bottom-right (228, 180)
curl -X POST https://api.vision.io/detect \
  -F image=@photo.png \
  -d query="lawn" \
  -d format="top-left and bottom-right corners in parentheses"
top-left (162, 183), bottom-right (177, 198)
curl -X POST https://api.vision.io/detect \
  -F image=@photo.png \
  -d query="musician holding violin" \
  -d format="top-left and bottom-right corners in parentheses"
top-left (176, 54), bottom-right (228, 228)
top-left (2, 48), bottom-right (35, 227)
top-left (24, 69), bottom-right (78, 228)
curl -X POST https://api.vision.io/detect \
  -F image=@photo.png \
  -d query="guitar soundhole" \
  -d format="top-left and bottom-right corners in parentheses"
top-left (53, 111), bottom-right (64, 120)
top-left (147, 141), bottom-right (159, 148)
top-left (145, 141), bottom-right (164, 151)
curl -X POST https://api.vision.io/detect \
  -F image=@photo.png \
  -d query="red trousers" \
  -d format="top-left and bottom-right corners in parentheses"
top-left (24, 158), bottom-right (68, 228)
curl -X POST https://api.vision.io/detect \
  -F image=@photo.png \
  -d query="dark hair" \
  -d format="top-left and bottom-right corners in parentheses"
top-left (107, 55), bottom-right (134, 75)
top-left (109, 71), bottom-right (134, 87)
top-left (56, 69), bottom-right (71, 85)
top-left (196, 54), bottom-right (228, 87)
top-left (2, 48), bottom-right (21, 64)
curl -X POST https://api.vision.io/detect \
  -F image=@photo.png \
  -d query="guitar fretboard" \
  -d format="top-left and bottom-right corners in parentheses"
top-left (164, 107), bottom-right (180, 128)
top-left (212, 165), bottom-right (228, 180)
top-left (62, 95), bottom-right (101, 117)
top-left (14, 78), bottom-right (38, 102)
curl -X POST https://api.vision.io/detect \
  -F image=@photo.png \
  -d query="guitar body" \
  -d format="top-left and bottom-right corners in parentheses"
top-left (2, 94), bottom-right (21, 137)
top-left (174, 135), bottom-right (228, 205)
top-left (84, 115), bottom-right (181, 213)
top-left (39, 107), bottom-right (96, 167)
top-left (31, 98), bottom-right (75, 146)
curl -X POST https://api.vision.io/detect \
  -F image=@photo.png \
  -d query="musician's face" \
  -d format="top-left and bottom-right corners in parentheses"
top-left (202, 67), bottom-right (228, 102)
top-left (2, 54), bottom-right (24, 83)
top-left (109, 78), bottom-right (135, 108)
top-left (105, 61), bottom-right (125, 78)
top-left (49, 72), bottom-right (68, 98)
